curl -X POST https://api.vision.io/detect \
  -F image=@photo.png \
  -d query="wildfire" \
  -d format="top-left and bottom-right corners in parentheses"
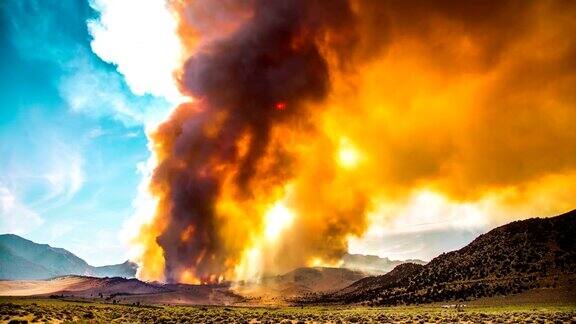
top-left (131, 0), bottom-right (576, 284)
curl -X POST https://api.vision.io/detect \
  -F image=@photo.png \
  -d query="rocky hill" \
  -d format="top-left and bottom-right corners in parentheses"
top-left (309, 209), bottom-right (576, 305)
top-left (0, 234), bottom-right (137, 280)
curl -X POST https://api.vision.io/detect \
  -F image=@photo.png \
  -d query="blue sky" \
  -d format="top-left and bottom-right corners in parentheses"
top-left (0, 0), bottom-right (171, 265)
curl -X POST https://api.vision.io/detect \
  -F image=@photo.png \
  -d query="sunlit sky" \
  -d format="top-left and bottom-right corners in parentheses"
top-left (1, 0), bottom-right (572, 268)
top-left (0, 0), bottom-right (176, 265)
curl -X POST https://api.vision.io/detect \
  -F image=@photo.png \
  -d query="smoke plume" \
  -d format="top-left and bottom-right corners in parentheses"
top-left (135, 0), bottom-right (576, 283)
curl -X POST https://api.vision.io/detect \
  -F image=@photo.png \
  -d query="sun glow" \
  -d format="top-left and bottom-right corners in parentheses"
top-left (264, 202), bottom-right (294, 242)
top-left (337, 138), bottom-right (361, 169)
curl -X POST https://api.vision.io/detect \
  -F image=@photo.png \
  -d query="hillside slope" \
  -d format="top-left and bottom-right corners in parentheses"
top-left (0, 234), bottom-right (137, 280)
top-left (0, 245), bottom-right (57, 280)
top-left (314, 209), bottom-right (576, 305)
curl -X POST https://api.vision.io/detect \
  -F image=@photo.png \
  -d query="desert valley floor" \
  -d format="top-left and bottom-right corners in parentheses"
top-left (0, 292), bottom-right (575, 323)
top-left (0, 275), bottom-right (575, 323)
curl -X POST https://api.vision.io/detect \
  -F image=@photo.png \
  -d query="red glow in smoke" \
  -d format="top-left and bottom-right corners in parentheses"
top-left (275, 102), bottom-right (286, 111)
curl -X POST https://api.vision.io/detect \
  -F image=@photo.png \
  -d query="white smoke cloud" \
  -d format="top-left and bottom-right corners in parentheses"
top-left (88, 0), bottom-right (183, 103)
top-left (121, 153), bottom-right (159, 263)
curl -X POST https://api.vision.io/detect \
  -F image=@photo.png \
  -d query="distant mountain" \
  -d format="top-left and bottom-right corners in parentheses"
top-left (341, 253), bottom-right (426, 274)
top-left (0, 234), bottom-right (137, 280)
top-left (310, 209), bottom-right (576, 305)
top-left (92, 261), bottom-right (138, 278)
top-left (268, 267), bottom-right (367, 294)
top-left (234, 267), bottom-right (369, 304)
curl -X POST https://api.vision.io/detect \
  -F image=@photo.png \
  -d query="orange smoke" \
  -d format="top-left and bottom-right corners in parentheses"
top-left (134, 0), bottom-right (576, 283)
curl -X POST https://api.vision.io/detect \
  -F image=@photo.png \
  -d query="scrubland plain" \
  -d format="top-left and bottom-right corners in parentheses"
top-left (1, 296), bottom-right (575, 323)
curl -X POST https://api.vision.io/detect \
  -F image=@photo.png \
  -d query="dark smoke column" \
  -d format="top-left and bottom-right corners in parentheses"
top-left (149, 0), bottom-right (357, 283)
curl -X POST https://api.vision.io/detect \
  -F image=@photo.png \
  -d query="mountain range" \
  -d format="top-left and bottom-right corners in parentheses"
top-left (1, 209), bottom-right (574, 307)
top-left (308, 209), bottom-right (576, 305)
top-left (0, 234), bottom-right (136, 280)
top-left (0, 234), bottom-right (421, 281)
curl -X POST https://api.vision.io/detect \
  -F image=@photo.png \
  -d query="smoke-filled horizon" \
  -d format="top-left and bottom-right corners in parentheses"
top-left (134, 0), bottom-right (576, 283)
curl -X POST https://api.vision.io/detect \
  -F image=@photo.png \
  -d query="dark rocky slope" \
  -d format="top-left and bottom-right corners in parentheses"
top-left (306, 209), bottom-right (576, 305)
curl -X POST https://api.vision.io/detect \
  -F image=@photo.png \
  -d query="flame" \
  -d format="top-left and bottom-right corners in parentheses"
top-left (132, 0), bottom-right (576, 283)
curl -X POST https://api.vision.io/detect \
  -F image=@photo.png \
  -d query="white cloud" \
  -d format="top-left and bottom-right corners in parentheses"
top-left (34, 140), bottom-right (85, 206)
top-left (0, 185), bottom-right (44, 235)
top-left (88, 0), bottom-right (183, 103)
top-left (0, 132), bottom-right (86, 213)
top-left (59, 55), bottom-right (172, 128)
top-left (87, 126), bottom-right (109, 139)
